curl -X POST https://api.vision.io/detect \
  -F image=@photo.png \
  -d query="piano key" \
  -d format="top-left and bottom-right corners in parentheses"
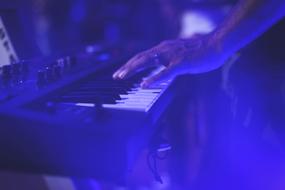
top-left (61, 102), bottom-right (150, 112)
top-left (55, 67), bottom-right (169, 112)
top-left (102, 104), bottom-right (151, 112)
top-left (115, 100), bottom-right (152, 105)
top-left (127, 90), bottom-right (162, 94)
top-left (121, 92), bottom-right (159, 97)
top-left (75, 103), bottom-right (95, 107)
top-left (119, 95), bottom-right (157, 100)
top-left (115, 99), bottom-right (153, 103)
top-left (58, 96), bottom-right (117, 104)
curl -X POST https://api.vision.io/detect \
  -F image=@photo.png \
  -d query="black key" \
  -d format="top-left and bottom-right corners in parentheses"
top-left (58, 95), bottom-right (117, 104)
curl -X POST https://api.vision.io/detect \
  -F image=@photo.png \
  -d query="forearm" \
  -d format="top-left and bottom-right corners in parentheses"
top-left (205, 0), bottom-right (285, 69)
top-left (113, 0), bottom-right (285, 84)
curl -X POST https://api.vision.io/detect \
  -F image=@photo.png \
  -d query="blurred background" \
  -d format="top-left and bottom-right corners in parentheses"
top-left (0, 0), bottom-right (285, 190)
top-left (17, 0), bottom-right (237, 56)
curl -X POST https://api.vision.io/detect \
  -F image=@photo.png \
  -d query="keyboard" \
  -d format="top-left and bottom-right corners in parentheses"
top-left (0, 46), bottom-right (179, 184)
top-left (55, 67), bottom-right (170, 112)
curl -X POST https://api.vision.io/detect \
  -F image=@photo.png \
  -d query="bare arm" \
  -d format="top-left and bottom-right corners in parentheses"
top-left (113, 0), bottom-right (285, 87)
top-left (204, 0), bottom-right (285, 70)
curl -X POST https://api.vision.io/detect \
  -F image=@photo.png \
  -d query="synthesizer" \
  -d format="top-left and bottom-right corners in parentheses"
top-left (0, 44), bottom-right (182, 184)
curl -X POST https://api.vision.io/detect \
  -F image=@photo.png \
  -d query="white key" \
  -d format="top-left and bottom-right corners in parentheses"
top-left (131, 88), bottom-right (162, 92)
top-left (102, 104), bottom-right (150, 112)
top-left (127, 91), bottom-right (161, 95)
top-left (116, 101), bottom-right (151, 107)
top-left (116, 99), bottom-right (152, 104)
top-left (101, 81), bottom-right (169, 111)
top-left (120, 94), bottom-right (157, 99)
top-left (130, 89), bottom-right (161, 93)
top-left (75, 103), bottom-right (95, 107)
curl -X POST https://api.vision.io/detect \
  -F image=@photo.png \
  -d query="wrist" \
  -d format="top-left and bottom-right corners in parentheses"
top-left (207, 30), bottom-right (225, 53)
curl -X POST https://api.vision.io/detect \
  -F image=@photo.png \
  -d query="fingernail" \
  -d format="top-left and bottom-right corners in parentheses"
top-left (119, 70), bottom-right (127, 79)
top-left (113, 72), bottom-right (120, 79)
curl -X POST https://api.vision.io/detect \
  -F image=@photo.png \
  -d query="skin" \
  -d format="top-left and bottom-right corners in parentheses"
top-left (113, 0), bottom-right (285, 88)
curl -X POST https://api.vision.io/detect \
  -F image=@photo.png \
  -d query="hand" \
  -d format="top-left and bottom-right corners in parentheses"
top-left (113, 36), bottom-right (221, 88)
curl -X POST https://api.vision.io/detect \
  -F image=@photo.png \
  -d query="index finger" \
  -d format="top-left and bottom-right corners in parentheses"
top-left (112, 50), bottom-right (155, 80)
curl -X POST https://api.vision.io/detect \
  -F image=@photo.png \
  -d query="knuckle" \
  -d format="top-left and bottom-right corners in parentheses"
top-left (160, 41), bottom-right (168, 46)
top-left (136, 52), bottom-right (143, 58)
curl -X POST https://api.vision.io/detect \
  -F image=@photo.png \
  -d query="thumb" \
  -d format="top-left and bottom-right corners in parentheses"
top-left (140, 66), bottom-right (173, 88)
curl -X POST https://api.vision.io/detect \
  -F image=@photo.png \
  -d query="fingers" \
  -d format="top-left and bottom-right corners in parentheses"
top-left (112, 39), bottom-right (182, 84)
top-left (112, 41), bottom-right (171, 80)
top-left (140, 66), bottom-right (172, 88)
top-left (140, 55), bottom-right (184, 88)
top-left (113, 51), bottom-right (154, 80)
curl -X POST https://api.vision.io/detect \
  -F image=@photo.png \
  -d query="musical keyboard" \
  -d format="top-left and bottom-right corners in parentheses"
top-left (54, 67), bottom-right (170, 112)
top-left (0, 46), bottom-right (180, 184)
